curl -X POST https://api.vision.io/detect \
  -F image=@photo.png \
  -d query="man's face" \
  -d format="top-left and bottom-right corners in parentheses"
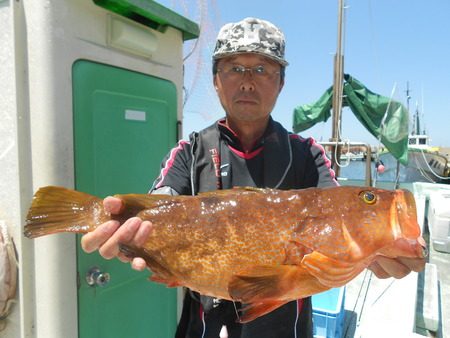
top-left (214, 53), bottom-right (284, 125)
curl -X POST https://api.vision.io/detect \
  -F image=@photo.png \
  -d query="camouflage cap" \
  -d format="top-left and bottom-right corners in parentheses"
top-left (213, 17), bottom-right (288, 66)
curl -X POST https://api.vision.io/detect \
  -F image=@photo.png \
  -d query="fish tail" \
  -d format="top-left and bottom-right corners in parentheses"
top-left (24, 186), bottom-right (109, 238)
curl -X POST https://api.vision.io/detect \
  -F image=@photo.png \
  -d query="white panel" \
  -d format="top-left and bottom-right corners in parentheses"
top-left (108, 16), bottom-right (158, 58)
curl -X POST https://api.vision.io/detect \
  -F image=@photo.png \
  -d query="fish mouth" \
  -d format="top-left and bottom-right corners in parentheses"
top-left (380, 237), bottom-right (428, 259)
top-left (393, 189), bottom-right (419, 237)
top-left (420, 241), bottom-right (428, 258)
top-left (388, 189), bottom-right (427, 258)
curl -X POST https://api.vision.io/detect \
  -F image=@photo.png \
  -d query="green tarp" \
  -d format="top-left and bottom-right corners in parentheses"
top-left (293, 74), bottom-right (409, 165)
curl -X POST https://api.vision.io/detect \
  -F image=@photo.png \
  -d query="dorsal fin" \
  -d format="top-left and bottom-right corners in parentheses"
top-left (197, 186), bottom-right (271, 197)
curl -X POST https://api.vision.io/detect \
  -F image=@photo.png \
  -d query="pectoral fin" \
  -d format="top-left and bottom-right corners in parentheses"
top-left (302, 251), bottom-right (365, 287)
top-left (229, 265), bottom-right (292, 302)
top-left (229, 265), bottom-right (329, 304)
top-left (229, 264), bottom-right (330, 322)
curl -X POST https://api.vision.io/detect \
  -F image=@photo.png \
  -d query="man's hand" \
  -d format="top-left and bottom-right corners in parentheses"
top-left (368, 235), bottom-right (427, 279)
top-left (80, 196), bottom-right (152, 271)
top-left (368, 256), bottom-right (426, 279)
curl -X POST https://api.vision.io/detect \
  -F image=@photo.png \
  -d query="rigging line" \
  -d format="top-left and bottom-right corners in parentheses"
top-left (183, 33), bottom-right (201, 62)
top-left (333, 138), bottom-right (351, 168)
top-left (354, 269), bottom-right (370, 309)
top-left (339, 0), bottom-right (347, 108)
top-left (178, 0), bottom-right (190, 18)
top-left (413, 155), bottom-right (436, 183)
top-left (343, 269), bottom-right (370, 337)
top-left (210, 0), bottom-right (222, 30)
top-left (394, 162), bottom-right (401, 188)
top-left (343, 269), bottom-right (371, 337)
top-left (183, 0), bottom-right (203, 62)
top-left (379, 82), bottom-right (397, 144)
top-left (376, 82), bottom-right (397, 150)
top-left (232, 301), bottom-right (241, 323)
top-left (183, 0), bottom-right (206, 106)
top-left (332, 0), bottom-right (347, 170)
top-left (374, 82), bottom-right (397, 187)
top-left (356, 270), bottom-right (373, 328)
top-left (418, 149), bottom-right (450, 180)
top-left (333, 106), bottom-right (350, 168)
top-left (419, 167), bottom-right (435, 183)
top-left (373, 82), bottom-right (399, 187)
top-left (421, 86), bottom-right (426, 134)
top-left (367, 0), bottom-right (381, 86)
top-left (183, 85), bottom-right (189, 107)
top-left (371, 278), bottom-right (396, 306)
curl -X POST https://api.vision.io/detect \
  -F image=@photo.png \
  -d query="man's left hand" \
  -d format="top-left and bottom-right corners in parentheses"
top-left (368, 256), bottom-right (426, 279)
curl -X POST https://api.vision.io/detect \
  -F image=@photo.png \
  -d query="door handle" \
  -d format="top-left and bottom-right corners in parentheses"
top-left (85, 267), bottom-right (111, 287)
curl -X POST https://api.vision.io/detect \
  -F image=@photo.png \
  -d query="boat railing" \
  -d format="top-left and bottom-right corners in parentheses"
top-left (319, 141), bottom-right (373, 187)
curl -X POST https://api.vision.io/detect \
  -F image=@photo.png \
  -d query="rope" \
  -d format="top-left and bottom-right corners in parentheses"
top-left (333, 137), bottom-right (351, 168)
top-left (373, 83), bottom-right (397, 187)
top-left (417, 149), bottom-right (450, 181)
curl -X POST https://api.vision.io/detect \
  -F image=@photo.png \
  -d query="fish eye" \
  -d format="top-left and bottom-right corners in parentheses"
top-left (359, 191), bottom-right (377, 205)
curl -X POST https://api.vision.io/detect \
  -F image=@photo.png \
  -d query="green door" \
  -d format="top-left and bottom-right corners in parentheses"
top-left (73, 60), bottom-right (178, 338)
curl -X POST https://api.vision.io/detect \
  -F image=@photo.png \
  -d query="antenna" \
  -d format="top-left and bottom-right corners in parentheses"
top-left (415, 101), bottom-right (420, 135)
top-left (331, 0), bottom-right (346, 175)
top-left (406, 82), bottom-right (415, 135)
top-left (405, 81), bottom-right (411, 112)
top-left (421, 85), bottom-right (426, 135)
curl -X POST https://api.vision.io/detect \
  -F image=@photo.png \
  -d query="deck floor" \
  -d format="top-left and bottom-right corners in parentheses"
top-left (338, 182), bottom-right (450, 338)
top-left (426, 234), bottom-right (450, 338)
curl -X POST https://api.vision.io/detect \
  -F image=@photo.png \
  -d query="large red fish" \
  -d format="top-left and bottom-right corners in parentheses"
top-left (24, 185), bottom-right (426, 322)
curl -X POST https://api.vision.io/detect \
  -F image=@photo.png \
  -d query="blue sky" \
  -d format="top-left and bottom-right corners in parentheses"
top-left (161, 0), bottom-right (450, 147)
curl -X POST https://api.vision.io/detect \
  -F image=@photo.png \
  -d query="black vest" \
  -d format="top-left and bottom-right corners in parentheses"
top-left (175, 120), bottom-right (313, 338)
top-left (189, 119), bottom-right (297, 194)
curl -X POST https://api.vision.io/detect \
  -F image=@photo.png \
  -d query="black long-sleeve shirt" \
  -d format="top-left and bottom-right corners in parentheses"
top-left (150, 118), bottom-right (338, 338)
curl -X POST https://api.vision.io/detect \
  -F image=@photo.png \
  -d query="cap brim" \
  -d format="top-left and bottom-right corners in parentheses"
top-left (213, 51), bottom-right (289, 67)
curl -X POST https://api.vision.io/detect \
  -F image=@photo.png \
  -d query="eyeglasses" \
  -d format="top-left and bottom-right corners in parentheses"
top-left (217, 64), bottom-right (281, 82)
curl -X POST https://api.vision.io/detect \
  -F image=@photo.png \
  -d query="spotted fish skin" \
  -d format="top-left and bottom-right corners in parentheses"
top-left (24, 185), bottom-right (425, 322)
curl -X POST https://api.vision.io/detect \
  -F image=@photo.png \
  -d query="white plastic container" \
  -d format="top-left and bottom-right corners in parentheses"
top-left (428, 192), bottom-right (450, 253)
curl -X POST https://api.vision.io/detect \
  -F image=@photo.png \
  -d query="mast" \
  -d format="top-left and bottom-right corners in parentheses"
top-left (406, 81), bottom-right (415, 135)
top-left (407, 82), bottom-right (422, 136)
top-left (415, 102), bottom-right (421, 135)
top-left (331, 0), bottom-right (345, 175)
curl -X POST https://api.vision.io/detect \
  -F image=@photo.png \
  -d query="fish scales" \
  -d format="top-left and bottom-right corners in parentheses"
top-left (139, 190), bottom-right (295, 296)
top-left (24, 185), bottom-right (426, 322)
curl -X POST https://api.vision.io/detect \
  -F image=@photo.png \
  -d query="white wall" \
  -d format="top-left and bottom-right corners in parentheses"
top-left (0, 0), bottom-right (185, 336)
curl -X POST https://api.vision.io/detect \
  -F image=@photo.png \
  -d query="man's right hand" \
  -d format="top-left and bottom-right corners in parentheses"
top-left (80, 196), bottom-right (152, 271)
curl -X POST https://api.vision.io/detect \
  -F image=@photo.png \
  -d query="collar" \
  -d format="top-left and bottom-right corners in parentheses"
top-left (216, 117), bottom-right (292, 188)
top-left (217, 117), bottom-right (276, 153)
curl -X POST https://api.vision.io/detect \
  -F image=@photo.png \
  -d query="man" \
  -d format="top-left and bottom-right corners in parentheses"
top-left (81, 17), bottom-right (425, 338)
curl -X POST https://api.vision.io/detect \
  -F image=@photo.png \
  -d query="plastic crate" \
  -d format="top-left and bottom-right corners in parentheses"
top-left (312, 287), bottom-right (346, 338)
top-left (428, 191), bottom-right (450, 253)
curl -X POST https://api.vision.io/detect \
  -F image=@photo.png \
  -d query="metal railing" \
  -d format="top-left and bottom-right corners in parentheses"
top-left (319, 141), bottom-right (373, 187)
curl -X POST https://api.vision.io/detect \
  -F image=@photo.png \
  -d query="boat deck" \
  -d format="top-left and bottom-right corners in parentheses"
top-left (343, 267), bottom-right (420, 337)
top-left (425, 236), bottom-right (450, 338)
top-left (336, 181), bottom-right (450, 338)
